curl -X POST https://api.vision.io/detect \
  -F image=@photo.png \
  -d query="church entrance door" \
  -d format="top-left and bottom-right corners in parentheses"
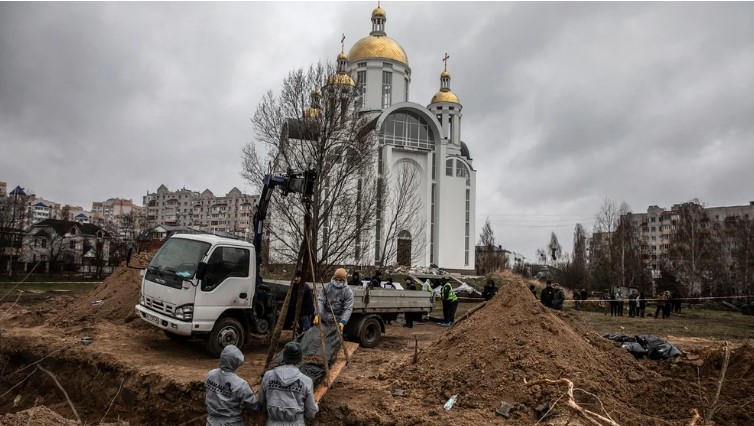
top-left (397, 230), bottom-right (411, 266)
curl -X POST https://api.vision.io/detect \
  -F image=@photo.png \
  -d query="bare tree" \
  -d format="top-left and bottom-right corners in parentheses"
top-left (727, 217), bottom-right (754, 296)
top-left (571, 223), bottom-right (588, 286)
top-left (591, 199), bottom-right (630, 289)
top-left (241, 62), bottom-right (379, 275)
top-left (476, 218), bottom-right (502, 274)
top-left (0, 188), bottom-right (32, 277)
top-left (667, 200), bottom-right (717, 296)
top-left (375, 160), bottom-right (426, 268)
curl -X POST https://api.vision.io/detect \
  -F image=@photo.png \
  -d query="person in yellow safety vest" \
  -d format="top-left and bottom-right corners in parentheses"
top-left (422, 279), bottom-right (433, 292)
top-left (440, 279), bottom-right (458, 327)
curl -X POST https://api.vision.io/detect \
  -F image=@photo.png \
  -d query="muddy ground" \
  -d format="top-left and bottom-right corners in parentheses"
top-left (1, 265), bottom-right (753, 425)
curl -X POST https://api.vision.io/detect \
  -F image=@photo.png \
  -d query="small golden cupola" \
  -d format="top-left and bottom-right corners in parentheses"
top-left (348, 3), bottom-right (409, 66)
top-left (431, 53), bottom-right (460, 104)
top-left (305, 87), bottom-right (322, 118)
top-left (329, 34), bottom-right (356, 87)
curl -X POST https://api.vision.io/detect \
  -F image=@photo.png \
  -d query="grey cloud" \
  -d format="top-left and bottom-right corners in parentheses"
top-left (2, 2), bottom-right (753, 260)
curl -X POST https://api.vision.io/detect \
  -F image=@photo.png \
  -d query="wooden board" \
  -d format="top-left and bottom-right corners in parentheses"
top-left (313, 341), bottom-right (360, 402)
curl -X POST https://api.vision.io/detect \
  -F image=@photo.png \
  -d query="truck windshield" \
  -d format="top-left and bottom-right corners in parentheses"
top-left (148, 238), bottom-right (211, 278)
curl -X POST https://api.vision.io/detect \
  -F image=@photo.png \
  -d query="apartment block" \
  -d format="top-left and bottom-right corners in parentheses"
top-left (0, 182), bottom-right (6, 197)
top-left (143, 185), bottom-right (258, 239)
top-left (627, 201), bottom-right (754, 269)
top-left (92, 198), bottom-right (141, 222)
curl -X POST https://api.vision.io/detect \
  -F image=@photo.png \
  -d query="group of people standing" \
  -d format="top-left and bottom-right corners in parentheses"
top-left (284, 268), bottom-right (354, 336)
top-left (540, 280), bottom-right (566, 310)
top-left (206, 267), bottom-right (360, 426)
top-left (604, 290), bottom-right (646, 317)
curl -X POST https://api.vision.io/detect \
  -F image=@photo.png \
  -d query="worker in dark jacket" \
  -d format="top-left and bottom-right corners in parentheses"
top-left (369, 270), bottom-right (382, 288)
top-left (404, 278), bottom-right (418, 328)
top-left (482, 279), bottom-right (497, 301)
top-left (348, 271), bottom-right (361, 287)
top-left (552, 284), bottom-right (565, 310)
top-left (540, 280), bottom-right (555, 308)
top-left (440, 279), bottom-right (459, 327)
top-left (286, 271), bottom-right (314, 335)
top-left (205, 345), bottom-right (258, 426)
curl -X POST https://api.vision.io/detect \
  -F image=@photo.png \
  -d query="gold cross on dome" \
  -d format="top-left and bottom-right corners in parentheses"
top-left (442, 53), bottom-right (450, 71)
top-left (341, 33), bottom-right (345, 53)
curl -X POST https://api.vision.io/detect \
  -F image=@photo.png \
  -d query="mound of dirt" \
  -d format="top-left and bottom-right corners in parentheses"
top-left (395, 280), bottom-right (665, 424)
top-left (53, 251), bottom-right (155, 326)
top-left (0, 405), bottom-right (128, 425)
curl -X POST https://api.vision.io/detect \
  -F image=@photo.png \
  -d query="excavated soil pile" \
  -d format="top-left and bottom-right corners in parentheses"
top-left (0, 406), bottom-right (128, 425)
top-left (396, 281), bottom-right (676, 425)
top-left (54, 251), bottom-right (155, 326)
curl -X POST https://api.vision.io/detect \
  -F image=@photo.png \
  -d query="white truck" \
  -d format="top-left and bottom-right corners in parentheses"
top-left (132, 169), bottom-right (434, 356)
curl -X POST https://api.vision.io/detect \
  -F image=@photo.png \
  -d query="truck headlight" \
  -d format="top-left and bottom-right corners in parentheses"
top-left (140, 294), bottom-right (145, 305)
top-left (174, 304), bottom-right (193, 320)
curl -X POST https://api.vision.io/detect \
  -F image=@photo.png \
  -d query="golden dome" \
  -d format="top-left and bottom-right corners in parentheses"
top-left (329, 73), bottom-right (355, 86)
top-left (441, 70), bottom-right (451, 78)
top-left (431, 90), bottom-right (460, 104)
top-left (306, 107), bottom-right (321, 118)
top-left (372, 7), bottom-right (386, 18)
top-left (348, 35), bottom-right (408, 65)
top-left (337, 52), bottom-right (347, 60)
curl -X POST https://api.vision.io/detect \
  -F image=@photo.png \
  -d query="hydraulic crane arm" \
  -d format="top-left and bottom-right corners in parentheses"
top-left (252, 168), bottom-right (317, 283)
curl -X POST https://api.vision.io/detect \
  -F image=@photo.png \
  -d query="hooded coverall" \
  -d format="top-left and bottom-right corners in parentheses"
top-left (317, 279), bottom-right (354, 327)
top-left (205, 345), bottom-right (258, 426)
top-left (259, 365), bottom-right (319, 426)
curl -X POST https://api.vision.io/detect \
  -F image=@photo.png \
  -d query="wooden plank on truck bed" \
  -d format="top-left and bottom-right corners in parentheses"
top-left (313, 341), bottom-right (359, 403)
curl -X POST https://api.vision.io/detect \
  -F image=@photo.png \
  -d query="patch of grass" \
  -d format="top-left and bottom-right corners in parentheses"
top-left (570, 308), bottom-right (754, 343)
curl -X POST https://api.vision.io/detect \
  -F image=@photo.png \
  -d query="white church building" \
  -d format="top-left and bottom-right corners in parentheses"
top-left (347, 6), bottom-right (477, 272)
top-left (271, 5), bottom-right (476, 273)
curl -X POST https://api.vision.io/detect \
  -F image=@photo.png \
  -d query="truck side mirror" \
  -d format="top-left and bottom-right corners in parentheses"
top-left (196, 262), bottom-right (207, 280)
top-left (126, 248), bottom-right (133, 266)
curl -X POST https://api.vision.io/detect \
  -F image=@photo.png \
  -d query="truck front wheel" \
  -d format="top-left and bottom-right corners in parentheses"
top-left (206, 317), bottom-right (245, 357)
top-left (359, 317), bottom-right (382, 348)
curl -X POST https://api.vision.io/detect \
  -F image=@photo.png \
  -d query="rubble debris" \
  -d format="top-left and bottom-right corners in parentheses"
top-left (496, 401), bottom-right (513, 418)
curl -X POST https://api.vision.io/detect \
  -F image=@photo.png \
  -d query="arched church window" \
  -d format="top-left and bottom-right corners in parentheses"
top-left (456, 160), bottom-right (470, 186)
top-left (356, 71), bottom-right (367, 108)
top-left (380, 111), bottom-right (436, 150)
top-left (382, 71), bottom-right (392, 109)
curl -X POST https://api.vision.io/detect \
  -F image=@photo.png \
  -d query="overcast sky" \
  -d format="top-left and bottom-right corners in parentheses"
top-left (2, 2), bottom-right (753, 261)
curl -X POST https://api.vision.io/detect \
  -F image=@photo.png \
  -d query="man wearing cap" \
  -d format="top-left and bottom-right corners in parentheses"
top-left (313, 268), bottom-right (354, 333)
top-left (258, 342), bottom-right (318, 425)
top-left (205, 345), bottom-right (258, 426)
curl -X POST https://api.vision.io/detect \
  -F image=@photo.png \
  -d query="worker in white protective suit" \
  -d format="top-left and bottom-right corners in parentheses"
top-left (258, 342), bottom-right (318, 425)
top-left (313, 268), bottom-right (354, 332)
top-left (205, 345), bottom-right (258, 426)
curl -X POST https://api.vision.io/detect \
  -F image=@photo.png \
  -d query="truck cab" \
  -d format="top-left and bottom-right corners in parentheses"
top-left (135, 234), bottom-right (277, 356)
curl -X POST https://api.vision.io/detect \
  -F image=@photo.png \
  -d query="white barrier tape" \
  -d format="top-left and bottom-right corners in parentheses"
top-left (563, 294), bottom-right (753, 303)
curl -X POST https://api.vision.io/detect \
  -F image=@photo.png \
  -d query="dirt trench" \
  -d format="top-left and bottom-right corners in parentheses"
top-left (0, 336), bottom-right (206, 425)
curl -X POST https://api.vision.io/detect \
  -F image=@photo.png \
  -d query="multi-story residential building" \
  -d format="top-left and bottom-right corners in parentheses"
top-left (192, 188), bottom-right (258, 238)
top-left (91, 198), bottom-right (141, 222)
top-left (27, 197), bottom-right (62, 225)
top-left (23, 218), bottom-right (112, 276)
top-left (626, 201), bottom-right (754, 270)
top-left (143, 185), bottom-right (258, 239)
top-left (143, 185), bottom-right (198, 227)
top-left (0, 182), bottom-right (7, 197)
